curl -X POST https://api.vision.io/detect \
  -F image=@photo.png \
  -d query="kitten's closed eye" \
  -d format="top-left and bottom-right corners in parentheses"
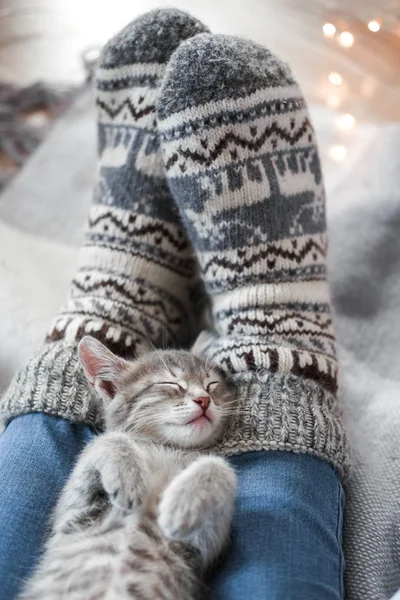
top-left (206, 382), bottom-right (220, 392)
top-left (155, 382), bottom-right (184, 391)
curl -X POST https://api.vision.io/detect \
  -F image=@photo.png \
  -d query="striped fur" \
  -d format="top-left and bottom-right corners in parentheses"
top-left (19, 346), bottom-right (236, 600)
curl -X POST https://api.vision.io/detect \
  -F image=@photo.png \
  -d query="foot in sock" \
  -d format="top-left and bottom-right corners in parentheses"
top-left (157, 34), bottom-right (347, 472)
top-left (1, 9), bottom-right (208, 428)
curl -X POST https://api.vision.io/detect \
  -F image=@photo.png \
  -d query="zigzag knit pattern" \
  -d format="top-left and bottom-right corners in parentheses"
top-left (158, 34), bottom-right (347, 472)
top-left (0, 10), bottom-right (208, 427)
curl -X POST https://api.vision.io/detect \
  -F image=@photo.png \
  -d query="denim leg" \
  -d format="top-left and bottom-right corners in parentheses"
top-left (0, 413), bottom-right (94, 600)
top-left (209, 451), bottom-right (345, 600)
top-left (0, 418), bottom-right (344, 600)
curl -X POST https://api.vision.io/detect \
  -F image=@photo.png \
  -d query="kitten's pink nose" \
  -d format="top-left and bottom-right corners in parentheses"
top-left (193, 396), bottom-right (210, 412)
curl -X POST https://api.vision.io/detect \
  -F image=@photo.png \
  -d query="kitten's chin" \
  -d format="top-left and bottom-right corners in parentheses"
top-left (162, 420), bottom-right (222, 449)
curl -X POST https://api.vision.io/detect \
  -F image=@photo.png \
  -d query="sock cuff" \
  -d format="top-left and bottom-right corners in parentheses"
top-left (1, 347), bottom-right (347, 475)
top-left (0, 342), bottom-right (103, 428)
top-left (214, 371), bottom-right (348, 476)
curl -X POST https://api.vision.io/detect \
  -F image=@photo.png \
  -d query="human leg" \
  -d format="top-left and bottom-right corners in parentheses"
top-left (0, 10), bottom-right (208, 598)
top-left (0, 414), bottom-right (94, 599)
top-left (210, 452), bottom-right (344, 600)
top-left (157, 32), bottom-right (347, 598)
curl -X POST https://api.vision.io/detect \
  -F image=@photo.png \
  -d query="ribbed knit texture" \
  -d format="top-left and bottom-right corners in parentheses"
top-left (1, 10), bottom-right (208, 427)
top-left (157, 34), bottom-right (347, 472)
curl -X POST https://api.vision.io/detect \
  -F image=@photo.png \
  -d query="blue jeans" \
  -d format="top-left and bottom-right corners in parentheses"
top-left (0, 414), bottom-right (344, 599)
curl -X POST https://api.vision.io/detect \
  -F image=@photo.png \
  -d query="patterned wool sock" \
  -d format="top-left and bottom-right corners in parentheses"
top-left (157, 34), bottom-right (347, 472)
top-left (1, 10), bottom-right (208, 428)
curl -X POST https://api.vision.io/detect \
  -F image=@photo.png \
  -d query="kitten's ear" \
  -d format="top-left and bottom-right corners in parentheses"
top-left (134, 337), bottom-right (152, 358)
top-left (78, 336), bottom-right (129, 402)
top-left (191, 330), bottom-right (217, 357)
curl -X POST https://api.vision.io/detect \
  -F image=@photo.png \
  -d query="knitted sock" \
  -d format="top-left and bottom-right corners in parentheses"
top-left (1, 10), bottom-right (207, 428)
top-left (157, 34), bottom-right (347, 472)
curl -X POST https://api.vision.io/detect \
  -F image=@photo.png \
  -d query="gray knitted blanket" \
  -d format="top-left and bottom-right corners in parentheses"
top-left (328, 126), bottom-right (400, 599)
top-left (0, 91), bottom-right (399, 599)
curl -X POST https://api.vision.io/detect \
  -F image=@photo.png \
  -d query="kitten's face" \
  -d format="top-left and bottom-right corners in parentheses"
top-left (79, 337), bottom-right (234, 449)
top-left (110, 351), bottom-right (233, 448)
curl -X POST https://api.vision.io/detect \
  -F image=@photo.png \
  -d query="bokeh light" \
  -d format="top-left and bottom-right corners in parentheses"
top-left (336, 113), bottom-right (356, 131)
top-left (368, 20), bottom-right (381, 32)
top-left (328, 72), bottom-right (343, 86)
top-left (329, 145), bottom-right (347, 162)
top-left (323, 23), bottom-right (337, 38)
top-left (339, 31), bottom-right (355, 47)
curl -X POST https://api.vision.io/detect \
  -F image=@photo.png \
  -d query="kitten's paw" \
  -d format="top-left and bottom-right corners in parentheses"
top-left (158, 484), bottom-right (202, 538)
top-left (158, 457), bottom-right (236, 539)
top-left (100, 462), bottom-right (144, 512)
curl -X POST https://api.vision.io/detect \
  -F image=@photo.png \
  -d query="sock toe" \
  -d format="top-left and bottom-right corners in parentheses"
top-left (100, 9), bottom-right (209, 68)
top-left (158, 33), bottom-right (296, 118)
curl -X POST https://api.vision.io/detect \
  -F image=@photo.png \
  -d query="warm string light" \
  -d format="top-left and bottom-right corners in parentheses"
top-left (323, 23), bottom-right (336, 37)
top-left (323, 15), bottom-right (384, 46)
top-left (328, 71), bottom-right (343, 86)
top-left (329, 114), bottom-right (357, 162)
top-left (321, 17), bottom-right (374, 164)
top-left (368, 19), bottom-right (381, 32)
top-left (320, 13), bottom-right (386, 164)
top-left (339, 31), bottom-right (355, 47)
top-left (329, 145), bottom-right (347, 162)
top-left (336, 113), bottom-right (356, 131)
top-left (322, 22), bottom-right (355, 46)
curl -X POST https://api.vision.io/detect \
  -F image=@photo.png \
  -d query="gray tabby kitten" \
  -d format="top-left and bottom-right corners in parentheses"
top-left (20, 335), bottom-right (237, 600)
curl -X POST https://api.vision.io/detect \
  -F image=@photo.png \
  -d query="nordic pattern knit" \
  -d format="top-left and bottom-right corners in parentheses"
top-left (157, 33), bottom-right (347, 472)
top-left (0, 10), bottom-right (208, 428)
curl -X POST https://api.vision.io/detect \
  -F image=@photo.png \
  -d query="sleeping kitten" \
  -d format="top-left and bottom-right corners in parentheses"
top-left (20, 336), bottom-right (237, 600)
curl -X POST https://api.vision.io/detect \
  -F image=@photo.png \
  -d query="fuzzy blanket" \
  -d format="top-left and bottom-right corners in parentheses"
top-left (0, 90), bottom-right (398, 600)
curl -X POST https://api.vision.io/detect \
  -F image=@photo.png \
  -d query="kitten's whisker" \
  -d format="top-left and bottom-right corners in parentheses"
top-left (219, 401), bottom-right (238, 409)
top-left (205, 347), bottom-right (215, 371)
top-left (137, 321), bottom-right (172, 375)
top-left (161, 325), bottom-right (169, 352)
top-left (222, 408), bottom-right (247, 417)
